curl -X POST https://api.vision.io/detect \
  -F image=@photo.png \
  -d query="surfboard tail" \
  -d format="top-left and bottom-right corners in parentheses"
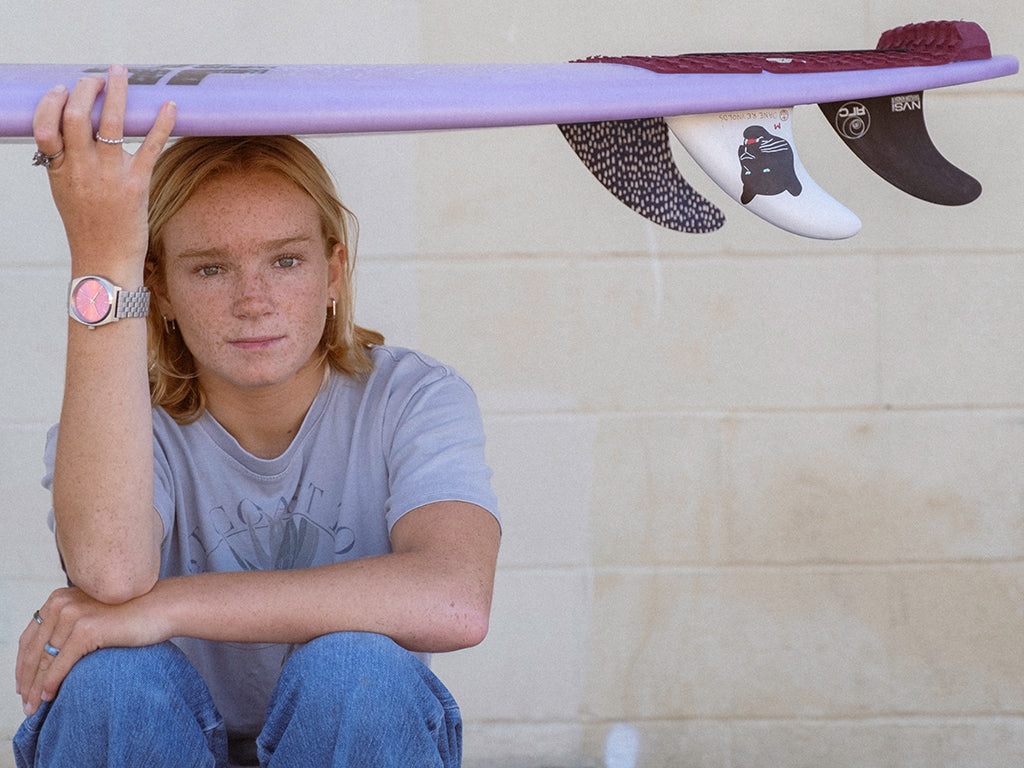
top-left (557, 19), bottom-right (1008, 236)
top-left (813, 20), bottom-right (989, 206)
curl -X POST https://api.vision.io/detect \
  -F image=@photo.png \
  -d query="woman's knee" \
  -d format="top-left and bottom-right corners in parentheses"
top-left (59, 644), bottom-right (180, 706)
top-left (57, 642), bottom-right (214, 721)
top-left (273, 632), bottom-right (436, 709)
top-left (261, 634), bottom-right (461, 766)
top-left (282, 634), bottom-right (413, 688)
top-left (17, 643), bottom-right (225, 768)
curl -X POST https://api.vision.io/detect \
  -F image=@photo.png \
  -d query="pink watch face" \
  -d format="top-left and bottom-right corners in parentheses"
top-left (73, 278), bottom-right (112, 324)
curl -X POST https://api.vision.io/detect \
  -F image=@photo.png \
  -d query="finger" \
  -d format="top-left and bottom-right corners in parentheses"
top-left (15, 605), bottom-right (55, 689)
top-left (96, 64), bottom-right (128, 146)
top-left (22, 649), bottom-right (64, 716)
top-left (16, 622), bottom-right (53, 714)
top-left (17, 591), bottom-right (71, 709)
top-left (15, 618), bottom-right (42, 696)
top-left (22, 616), bottom-right (77, 715)
top-left (61, 74), bottom-right (107, 152)
top-left (131, 100), bottom-right (177, 173)
top-left (35, 639), bottom-right (76, 709)
top-left (32, 85), bottom-right (70, 167)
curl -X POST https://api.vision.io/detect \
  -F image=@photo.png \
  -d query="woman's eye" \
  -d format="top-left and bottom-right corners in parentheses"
top-left (199, 265), bottom-right (221, 277)
top-left (276, 256), bottom-right (298, 268)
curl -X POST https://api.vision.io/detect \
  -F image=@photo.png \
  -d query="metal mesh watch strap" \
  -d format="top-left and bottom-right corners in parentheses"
top-left (114, 287), bottom-right (151, 319)
top-left (69, 276), bottom-right (151, 327)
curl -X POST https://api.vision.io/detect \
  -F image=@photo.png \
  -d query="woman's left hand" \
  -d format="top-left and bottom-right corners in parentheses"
top-left (16, 586), bottom-right (169, 717)
top-left (32, 64), bottom-right (176, 273)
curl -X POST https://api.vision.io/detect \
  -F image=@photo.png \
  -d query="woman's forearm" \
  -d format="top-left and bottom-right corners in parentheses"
top-left (151, 556), bottom-right (487, 653)
top-left (146, 503), bottom-right (500, 653)
top-left (52, 309), bottom-right (162, 604)
top-left (40, 68), bottom-right (175, 603)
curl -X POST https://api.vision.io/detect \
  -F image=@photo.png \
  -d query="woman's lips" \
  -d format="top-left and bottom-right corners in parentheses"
top-left (230, 336), bottom-right (284, 350)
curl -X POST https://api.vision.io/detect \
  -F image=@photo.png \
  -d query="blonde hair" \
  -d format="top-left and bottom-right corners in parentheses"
top-left (145, 136), bottom-right (383, 423)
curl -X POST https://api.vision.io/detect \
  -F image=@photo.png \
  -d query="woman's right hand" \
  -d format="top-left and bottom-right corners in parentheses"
top-left (16, 586), bottom-right (171, 717)
top-left (32, 64), bottom-right (177, 275)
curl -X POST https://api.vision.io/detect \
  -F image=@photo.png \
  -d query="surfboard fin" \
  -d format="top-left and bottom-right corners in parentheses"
top-left (819, 91), bottom-right (981, 205)
top-left (665, 108), bottom-right (862, 240)
top-left (558, 117), bottom-right (726, 234)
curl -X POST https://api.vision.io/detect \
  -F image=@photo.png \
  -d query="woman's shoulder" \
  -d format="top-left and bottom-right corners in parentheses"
top-left (342, 345), bottom-right (479, 415)
top-left (364, 344), bottom-right (466, 388)
top-left (369, 344), bottom-right (451, 371)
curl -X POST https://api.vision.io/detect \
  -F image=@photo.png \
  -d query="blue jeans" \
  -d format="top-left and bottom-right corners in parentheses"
top-left (13, 633), bottom-right (462, 768)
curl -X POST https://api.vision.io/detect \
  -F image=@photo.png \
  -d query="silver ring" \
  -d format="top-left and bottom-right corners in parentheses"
top-left (33, 610), bottom-right (43, 626)
top-left (95, 132), bottom-right (125, 145)
top-left (44, 643), bottom-right (60, 657)
top-left (31, 148), bottom-right (64, 168)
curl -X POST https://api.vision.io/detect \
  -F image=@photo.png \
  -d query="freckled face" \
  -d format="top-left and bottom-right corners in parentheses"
top-left (158, 170), bottom-right (343, 398)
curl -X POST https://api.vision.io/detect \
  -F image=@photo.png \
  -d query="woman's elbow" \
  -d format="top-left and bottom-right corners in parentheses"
top-left (439, 593), bottom-right (493, 651)
top-left (65, 560), bottom-right (159, 605)
top-left (56, 520), bottom-right (162, 604)
top-left (458, 608), bottom-right (491, 649)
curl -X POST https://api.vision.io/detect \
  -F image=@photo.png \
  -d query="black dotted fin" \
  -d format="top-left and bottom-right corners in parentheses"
top-left (558, 117), bottom-right (725, 233)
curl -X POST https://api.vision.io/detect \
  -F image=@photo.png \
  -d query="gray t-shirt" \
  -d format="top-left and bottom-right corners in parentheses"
top-left (44, 345), bottom-right (499, 738)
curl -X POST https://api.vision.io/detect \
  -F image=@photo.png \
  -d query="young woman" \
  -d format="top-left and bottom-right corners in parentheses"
top-left (16, 65), bottom-right (501, 768)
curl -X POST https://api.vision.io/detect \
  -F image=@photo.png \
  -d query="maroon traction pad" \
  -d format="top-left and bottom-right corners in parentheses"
top-left (576, 20), bottom-right (992, 74)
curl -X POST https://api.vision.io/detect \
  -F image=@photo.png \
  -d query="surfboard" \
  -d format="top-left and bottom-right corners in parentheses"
top-left (0, 20), bottom-right (1016, 239)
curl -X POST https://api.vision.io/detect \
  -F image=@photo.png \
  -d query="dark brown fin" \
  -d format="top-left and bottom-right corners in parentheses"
top-left (819, 92), bottom-right (981, 205)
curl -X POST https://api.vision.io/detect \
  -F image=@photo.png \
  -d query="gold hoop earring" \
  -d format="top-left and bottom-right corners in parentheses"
top-left (163, 316), bottom-right (177, 334)
top-left (330, 299), bottom-right (337, 319)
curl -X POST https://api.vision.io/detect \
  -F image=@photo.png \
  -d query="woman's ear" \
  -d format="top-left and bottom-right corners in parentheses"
top-left (328, 242), bottom-right (347, 298)
top-left (145, 258), bottom-right (174, 320)
top-left (147, 275), bottom-right (177, 325)
top-left (149, 283), bottom-right (173, 321)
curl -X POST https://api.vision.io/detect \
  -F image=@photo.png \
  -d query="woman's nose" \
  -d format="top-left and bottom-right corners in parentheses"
top-left (232, 270), bottom-right (273, 316)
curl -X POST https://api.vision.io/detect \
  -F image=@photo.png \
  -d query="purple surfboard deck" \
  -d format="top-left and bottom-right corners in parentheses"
top-left (0, 38), bottom-right (1016, 137)
top-left (0, 20), bottom-right (1016, 238)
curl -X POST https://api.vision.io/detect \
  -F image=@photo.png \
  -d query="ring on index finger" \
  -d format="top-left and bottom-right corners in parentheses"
top-left (32, 610), bottom-right (43, 625)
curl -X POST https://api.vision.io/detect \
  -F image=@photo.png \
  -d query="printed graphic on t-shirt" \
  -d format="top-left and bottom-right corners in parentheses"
top-left (188, 481), bottom-right (356, 573)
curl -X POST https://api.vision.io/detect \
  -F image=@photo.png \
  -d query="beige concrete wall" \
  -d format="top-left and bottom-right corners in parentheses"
top-left (1, 1), bottom-right (1021, 765)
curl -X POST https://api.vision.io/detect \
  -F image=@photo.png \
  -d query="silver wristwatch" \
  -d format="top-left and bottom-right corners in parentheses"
top-left (68, 275), bottom-right (151, 328)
